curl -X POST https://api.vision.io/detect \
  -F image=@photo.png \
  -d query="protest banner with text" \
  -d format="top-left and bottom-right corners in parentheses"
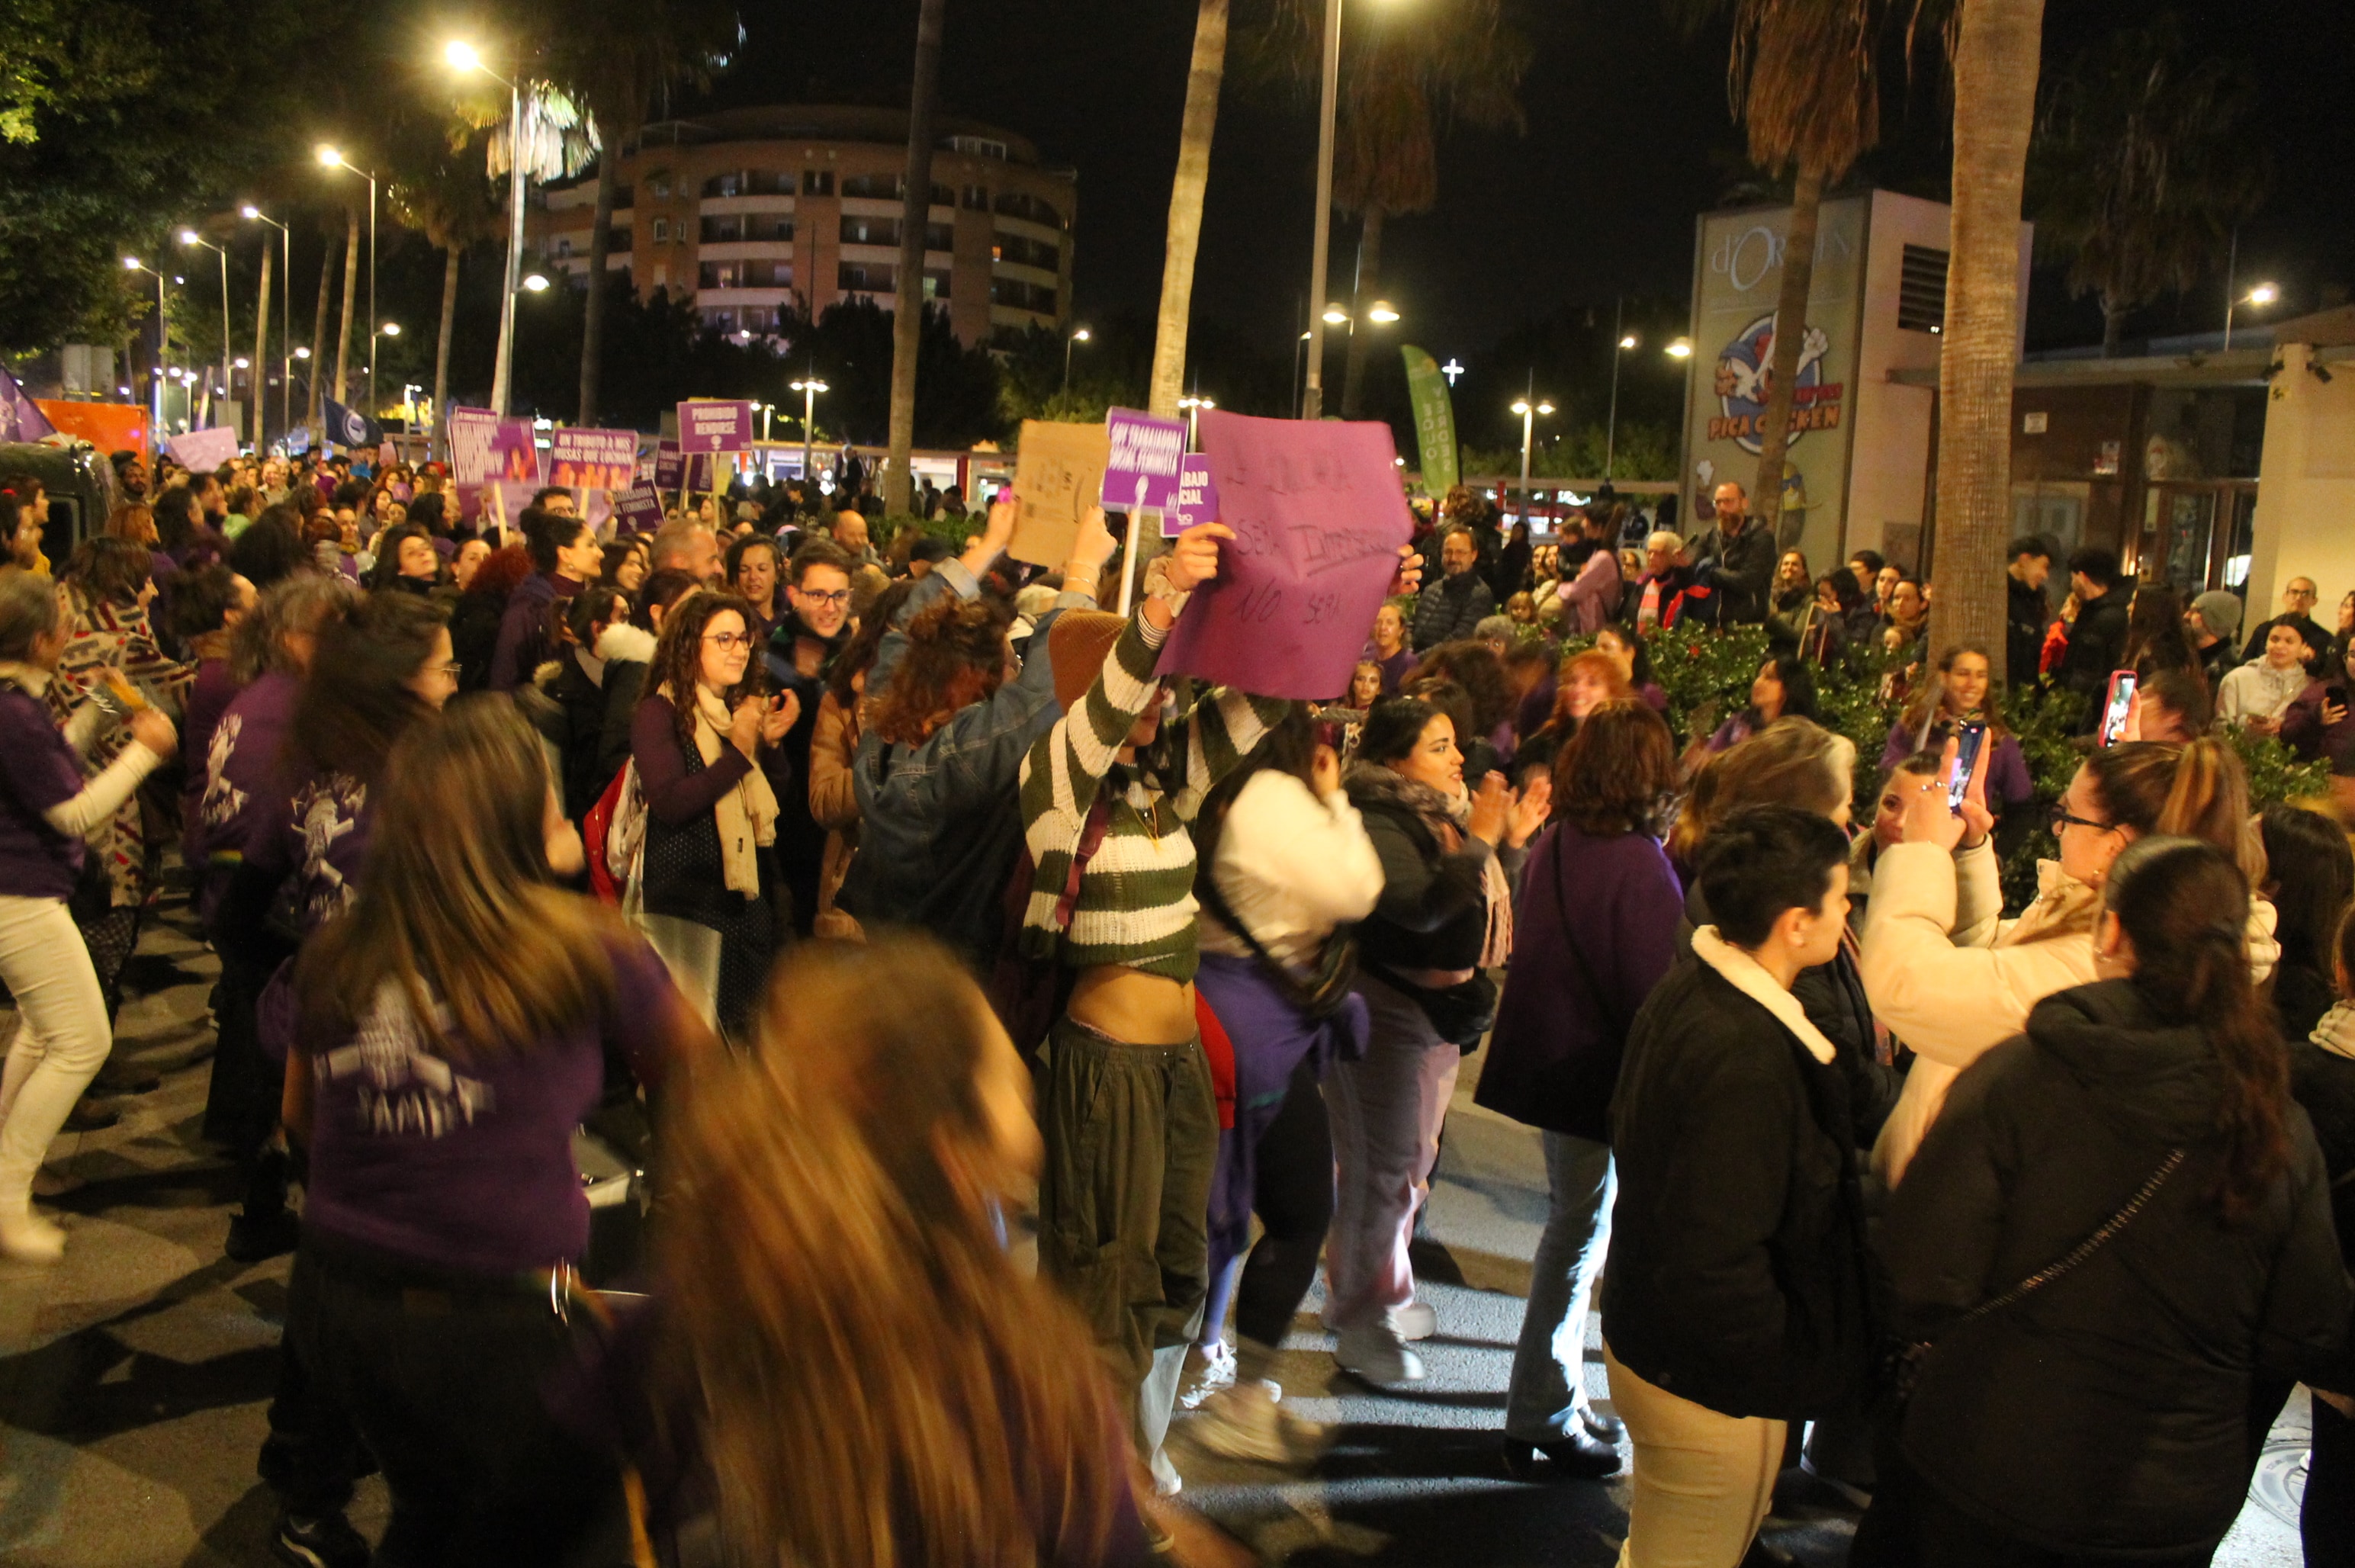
top-left (1155, 410), bottom-right (1412, 701)
top-left (676, 400), bottom-right (753, 455)
top-left (1102, 408), bottom-right (1185, 513)
top-left (548, 428), bottom-right (639, 493)
top-left (166, 427), bottom-right (240, 473)
top-left (1008, 419), bottom-right (1112, 568)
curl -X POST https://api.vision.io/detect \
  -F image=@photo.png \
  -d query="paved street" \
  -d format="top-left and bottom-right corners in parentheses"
top-left (0, 892), bottom-right (2318, 1566)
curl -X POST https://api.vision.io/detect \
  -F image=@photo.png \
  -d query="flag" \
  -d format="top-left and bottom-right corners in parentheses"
top-left (322, 397), bottom-right (382, 450)
top-left (0, 366), bottom-right (56, 444)
top-left (1400, 345), bottom-right (1459, 495)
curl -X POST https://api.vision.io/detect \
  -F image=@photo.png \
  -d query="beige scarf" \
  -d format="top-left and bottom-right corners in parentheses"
top-left (664, 680), bottom-right (779, 897)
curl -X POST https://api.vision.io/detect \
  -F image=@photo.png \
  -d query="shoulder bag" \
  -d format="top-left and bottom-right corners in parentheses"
top-left (1878, 1145), bottom-right (2186, 1415)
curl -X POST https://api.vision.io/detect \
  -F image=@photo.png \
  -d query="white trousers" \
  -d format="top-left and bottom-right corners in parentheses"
top-left (1604, 1340), bottom-right (1785, 1568)
top-left (0, 895), bottom-right (111, 1215)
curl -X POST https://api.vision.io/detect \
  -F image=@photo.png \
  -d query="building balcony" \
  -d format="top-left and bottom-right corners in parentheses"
top-left (696, 240), bottom-right (796, 264)
top-left (699, 194), bottom-right (797, 217)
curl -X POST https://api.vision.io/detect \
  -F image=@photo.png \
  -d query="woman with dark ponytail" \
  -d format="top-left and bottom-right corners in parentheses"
top-left (1857, 837), bottom-right (2350, 1567)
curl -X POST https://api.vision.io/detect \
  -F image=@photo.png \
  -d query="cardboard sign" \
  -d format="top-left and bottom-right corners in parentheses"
top-left (613, 485), bottom-right (666, 532)
top-left (549, 428), bottom-right (638, 492)
top-left (1008, 419), bottom-right (1112, 567)
top-left (166, 426), bottom-right (240, 472)
top-left (1164, 455), bottom-right (1218, 538)
top-left (1155, 410), bottom-right (1412, 701)
top-left (677, 400), bottom-right (752, 455)
top-left (1102, 408), bottom-right (1186, 513)
top-left (478, 478), bottom-right (541, 544)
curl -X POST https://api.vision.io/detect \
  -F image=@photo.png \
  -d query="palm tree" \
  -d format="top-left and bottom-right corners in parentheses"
top-left (885, 0), bottom-right (948, 516)
top-left (2029, 14), bottom-right (2266, 357)
top-left (1145, 0), bottom-right (1231, 419)
top-left (1935, 0), bottom-right (2048, 676)
top-left (1676, 0), bottom-right (1888, 535)
top-left (330, 204), bottom-right (360, 408)
top-left (546, 0), bottom-right (737, 425)
top-left (1245, 0), bottom-right (1531, 419)
top-left (389, 129), bottom-right (500, 458)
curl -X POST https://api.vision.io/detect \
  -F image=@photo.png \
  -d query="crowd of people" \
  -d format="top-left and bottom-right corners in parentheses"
top-left (0, 439), bottom-right (2353, 1568)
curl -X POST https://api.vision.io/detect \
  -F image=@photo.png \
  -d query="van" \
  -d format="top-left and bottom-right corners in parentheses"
top-left (0, 442), bottom-right (122, 561)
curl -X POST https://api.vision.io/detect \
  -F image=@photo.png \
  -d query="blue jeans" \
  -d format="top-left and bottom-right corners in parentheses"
top-left (1505, 1131), bottom-right (1614, 1443)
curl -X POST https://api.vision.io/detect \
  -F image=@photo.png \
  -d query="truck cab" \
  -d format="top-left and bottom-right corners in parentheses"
top-left (0, 442), bottom-right (123, 564)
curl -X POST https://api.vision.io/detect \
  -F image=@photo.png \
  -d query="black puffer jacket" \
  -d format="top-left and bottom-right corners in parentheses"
top-left (1881, 980), bottom-right (2350, 1557)
top-left (1601, 946), bottom-right (1879, 1420)
top-left (1345, 763), bottom-right (1522, 1049)
top-left (2292, 1014), bottom-right (2355, 1396)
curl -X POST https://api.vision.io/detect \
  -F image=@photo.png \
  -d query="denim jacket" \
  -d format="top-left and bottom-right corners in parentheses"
top-left (839, 558), bottom-right (1096, 962)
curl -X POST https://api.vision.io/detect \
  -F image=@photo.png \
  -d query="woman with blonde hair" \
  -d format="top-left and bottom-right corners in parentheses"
top-left (641, 937), bottom-right (1236, 1565)
top-left (1861, 735), bottom-right (2279, 1184)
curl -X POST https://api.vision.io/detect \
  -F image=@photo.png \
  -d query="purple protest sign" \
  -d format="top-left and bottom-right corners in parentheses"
top-left (1101, 407), bottom-right (1186, 513)
top-left (548, 427), bottom-right (638, 492)
top-left (446, 407), bottom-right (500, 485)
top-left (1155, 410), bottom-right (1412, 701)
top-left (613, 485), bottom-right (666, 532)
top-left (490, 419), bottom-right (541, 484)
top-left (653, 440), bottom-right (683, 491)
top-left (676, 400), bottom-right (753, 455)
top-left (166, 426), bottom-right (240, 472)
top-left (1163, 455), bottom-right (1219, 538)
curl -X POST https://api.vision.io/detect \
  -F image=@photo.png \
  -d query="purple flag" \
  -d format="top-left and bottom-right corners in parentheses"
top-left (0, 367), bottom-right (56, 444)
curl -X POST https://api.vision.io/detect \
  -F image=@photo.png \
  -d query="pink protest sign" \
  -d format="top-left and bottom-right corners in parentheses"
top-left (677, 400), bottom-right (752, 455)
top-left (448, 407), bottom-right (541, 485)
top-left (1163, 455), bottom-right (1217, 538)
top-left (1101, 408), bottom-right (1186, 512)
top-left (166, 426), bottom-right (240, 472)
top-left (1155, 411), bottom-right (1411, 701)
top-left (548, 427), bottom-right (638, 491)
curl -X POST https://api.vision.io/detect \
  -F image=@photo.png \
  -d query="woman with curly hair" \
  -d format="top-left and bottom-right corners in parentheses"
top-left (629, 588), bottom-right (797, 1039)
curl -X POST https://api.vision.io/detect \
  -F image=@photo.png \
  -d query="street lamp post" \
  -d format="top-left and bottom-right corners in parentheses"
top-left (123, 258), bottom-right (169, 435)
top-left (790, 376), bottom-right (829, 485)
top-left (1300, 0), bottom-right (1344, 419)
top-left (316, 146), bottom-right (380, 419)
top-left (1606, 299), bottom-right (1637, 481)
top-left (446, 42), bottom-right (528, 419)
top-left (178, 230), bottom-right (233, 432)
top-left (2224, 281), bottom-right (2278, 353)
top-left (241, 206), bottom-right (293, 448)
top-left (1510, 379), bottom-right (1554, 525)
top-left (1178, 394), bottom-right (1216, 450)
top-left (1062, 326), bottom-right (1091, 398)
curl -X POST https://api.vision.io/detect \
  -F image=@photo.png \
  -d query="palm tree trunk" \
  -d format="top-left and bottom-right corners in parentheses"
top-left (1147, 0), bottom-right (1230, 419)
top-left (1339, 204), bottom-right (1385, 420)
top-left (434, 246), bottom-right (461, 462)
top-left (1936, 0), bottom-right (2047, 681)
top-left (252, 236), bottom-right (272, 451)
top-left (1751, 162), bottom-right (1823, 545)
top-left (309, 237), bottom-right (335, 428)
top-left (2100, 295), bottom-right (2125, 358)
top-left (332, 206), bottom-right (360, 410)
top-left (580, 152), bottom-right (618, 424)
top-left (884, 0), bottom-right (948, 516)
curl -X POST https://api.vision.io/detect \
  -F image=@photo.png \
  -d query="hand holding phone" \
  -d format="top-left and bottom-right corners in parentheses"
top-left (1948, 721), bottom-right (1987, 815)
top-left (2098, 670), bottom-right (2138, 747)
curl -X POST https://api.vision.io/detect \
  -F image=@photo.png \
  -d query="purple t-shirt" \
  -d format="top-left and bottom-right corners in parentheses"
top-left (198, 670), bottom-right (300, 926)
top-left (178, 657), bottom-right (239, 864)
top-left (305, 933), bottom-right (676, 1278)
top-left (247, 770), bottom-right (375, 934)
top-left (0, 684), bottom-right (87, 900)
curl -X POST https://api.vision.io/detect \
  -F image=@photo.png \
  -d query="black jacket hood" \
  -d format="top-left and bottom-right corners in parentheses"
top-left (2024, 978), bottom-right (2220, 1145)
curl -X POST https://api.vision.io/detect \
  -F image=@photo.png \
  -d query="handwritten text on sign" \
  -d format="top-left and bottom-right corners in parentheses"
top-left (1155, 410), bottom-right (1412, 700)
top-left (1102, 407), bottom-right (1186, 512)
top-left (1008, 419), bottom-right (1111, 567)
top-left (548, 428), bottom-right (639, 492)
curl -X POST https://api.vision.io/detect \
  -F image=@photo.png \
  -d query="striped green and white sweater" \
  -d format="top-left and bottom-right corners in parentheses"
top-left (1018, 609), bottom-right (1288, 981)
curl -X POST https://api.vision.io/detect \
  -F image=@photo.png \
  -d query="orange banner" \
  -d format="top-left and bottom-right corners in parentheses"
top-left (34, 400), bottom-right (149, 455)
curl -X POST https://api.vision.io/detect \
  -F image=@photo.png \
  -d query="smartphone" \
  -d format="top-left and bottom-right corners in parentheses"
top-left (1949, 721), bottom-right (1987, 814)
top-left (2098, 670), bottom-right (2138, 747)
top-left (2328, 685), bottom-right (2350, 712)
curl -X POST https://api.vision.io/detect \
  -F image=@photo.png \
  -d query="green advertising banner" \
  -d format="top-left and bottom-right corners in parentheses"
top-left (1401, 345), bottom-right (1458, 495)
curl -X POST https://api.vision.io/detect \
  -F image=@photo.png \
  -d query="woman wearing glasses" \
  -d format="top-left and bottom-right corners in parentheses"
top-left (630, 590), bottom-right (798, 1040)
top-left (1859, 736), bottom-right (2278, 1184)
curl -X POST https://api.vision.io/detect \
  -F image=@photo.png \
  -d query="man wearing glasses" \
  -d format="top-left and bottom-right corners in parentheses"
top-left (766, 538), bottom-right (859, 936)
top-left (2241, 576), bottom-right (2330, 667)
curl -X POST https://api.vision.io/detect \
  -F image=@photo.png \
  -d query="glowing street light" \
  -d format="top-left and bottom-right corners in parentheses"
top-left (181, 227), bottom-right (233, 417)
top-left (241, 204), bottom-right (294, 445)
top-left (316, 143), bottom-right (381, 416)
top-left (1322, 305), bottom-right (1351, 326)
top-left (1512, 381), bottom-right (1555, 515)
top-left (1178, 393), bottom-right (1216, 448)
top-left (1607, 304), bottom-right (1641, 480)
top-left (522, 273), bottom-right (550, 292)
top-left (1062, 325), bottom-right (1091, 395)
top-left (445, 39), bottom-right (529, 416)
top-left (1367, 300), bottom-right (1401, 324)
top-left (1666, 338), bottom-right (1694, 358)
top-left (123, 256), bottom-right (171, 429)
top-left (789, 375), bottom-right (830, 482)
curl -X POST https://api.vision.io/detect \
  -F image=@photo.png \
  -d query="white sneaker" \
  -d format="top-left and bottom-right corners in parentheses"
top-left (1335, 1320), bottom-right (1426, 1385)
top-left (0, 1210), bottom-right (64, 1266)
top-left (1393, 1300), bottom-right (1438, 1341)
top-left (1178, 1338), bottom-right (1236, 1411)
top-left (1192, 1380), bottom-right (1325, 1464)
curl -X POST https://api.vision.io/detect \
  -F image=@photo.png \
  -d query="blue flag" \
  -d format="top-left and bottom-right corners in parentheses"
top-left (322, 397), bottom-right (381, 450)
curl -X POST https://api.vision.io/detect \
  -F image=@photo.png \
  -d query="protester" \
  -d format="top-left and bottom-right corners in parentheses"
top-left (1593, 625), bottom-right (1669, 712)
top-left (1602, 806), bottom-right (1877, 1566)
top-left (628, 589), bottom-right (796, 1038)
top-left (1859, 736), bottom-right (2278, 1184)
top-left (2257, 803), bottom-right (2352, 1042)
top-left (0, 572), bottom-right (175, 1261)
top-left (2186, 589), bottom-right (2244, 690)
top-left (596, 569), bottom-right (699, 786)
top-left (1685, 480), bottom-right (1773, 624)
top-left (2004, 538), bottom-right (2054, 686)
top-left (1857, 837), bottom-right (2350, 1568)
top-left (764, 538), bottom-right (856, 937)
top-left (1878, 643), bottom-right (2032, 818)
top-left (1701, 654), bottom-right (1819, 756)
top-left (530, 587), bottom-right (636, 823)
top-left (2132, 667), bottom-right (2214, 744)
top-left (365, 523), bottom-right (450, 599)
top-left (2243, 576), bottom-right (2331, 666)
top-left (802, 583), bottom-right (911, 942)
top-left (1368, 601), bottom-right (1415, 694)
top-left (284, 699), bottom-right (686, 1563)
top-left (2292, 909), bottom-right (2355, 1562)
top-left (649, 517), bottom-right (723, 586)
top-left (1478, 702), bottom-right (1682, 1480)
top-left (2218, 618), bottom-right (2321, 733)
top-left (599, 538), bottom-right (648, 599)
top-left (726, 532), bottom-right (782, 644)
top-left (2122, 584), bottom-right (2200, 680)
top-left (2055, 548), bottom-right (2132, 714)
top-left (489, 508), bottom-right (599, 692)
top-left (1629, 531), bottom-right (1696, 631)
top-left (1184, 705), bottom-right (1383, 1462)
top-left (1556, 512), bottom-right (1623, 635)
top-left (449, 545), bottom-right (532, 692)
top-left (167, 564), bottom-right (255, 869)
top-left (1327, 695), bottom-right (1547, 1384)
top-left (2282, 635), bottom-right (2355, 766)
top-left (1516, 649), bottom-right (1634, 781)
top-left (1412, 529), bottom-right (1496, 649)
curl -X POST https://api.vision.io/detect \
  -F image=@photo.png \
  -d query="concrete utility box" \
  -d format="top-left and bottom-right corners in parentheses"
top-left (1680, 189), bottom-right (2030, 577)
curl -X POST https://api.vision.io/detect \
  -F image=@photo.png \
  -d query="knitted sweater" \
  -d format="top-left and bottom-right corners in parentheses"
top-left (1018, 609), bottom-right (1287, 981)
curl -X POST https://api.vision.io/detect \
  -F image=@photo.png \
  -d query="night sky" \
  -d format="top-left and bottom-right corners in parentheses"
top-left (706, 2), bottom-right (2351, 439)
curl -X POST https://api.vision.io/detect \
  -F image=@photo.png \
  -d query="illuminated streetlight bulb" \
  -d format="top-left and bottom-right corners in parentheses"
top-left (1537, 402), bottom-right (1556, 416)
top-left (1071, 326), bottom-right (1091, 342)
top-left (234, 357), bottom-right (250, 368)
top-left (1666, 338), bottom-right (1693, 359)
top-left (179, 228), bottom-right (200, 246)
top-left (1322, 305), bottom-right (1350, 326)
top-left (294, 346), bottom-right (311, 359)
top-left (1618, 334), bottom-right (1638, 350)
top-left (522, 273), bottom-right (549, 292)
top-left (241, 204), bottom-right (260, 220)
top-left (380, 322), bottom-right (401, 336)
top-left (123, 256), bottom-right (142, 270)
top-left (316, 144), bottom-right (342, 169)
top-left (2247, 282), bottom-right (2279, 307)
top-left (1511, 400), bottom-right (1531, 415)
top-left (1368, 300), bottom-right (1400, 323)
top-left (445, 40), bottom-right (481, 72)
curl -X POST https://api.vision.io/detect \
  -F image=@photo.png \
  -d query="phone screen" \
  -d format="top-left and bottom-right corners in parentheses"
top-left (2098, 670), bottom-right (2138, 747)
top-left (1949, 721), bottom-right (1987, 814)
